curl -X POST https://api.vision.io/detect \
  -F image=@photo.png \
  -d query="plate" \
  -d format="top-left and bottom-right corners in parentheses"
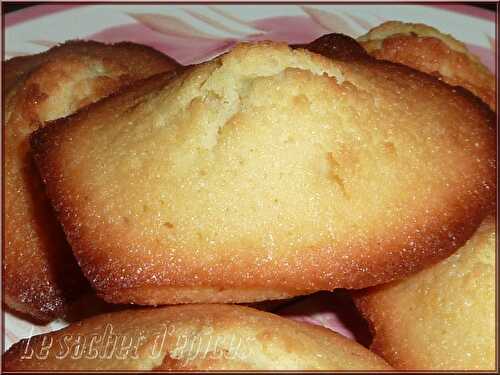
top-left (3, 3), bottom-right (496, 353)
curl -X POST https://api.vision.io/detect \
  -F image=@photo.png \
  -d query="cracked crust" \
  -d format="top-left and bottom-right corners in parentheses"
top-left (353, 215), bottom-right (496, 370)
top-left (31, 40), bottom-right (496, 306)
top-left (3, 304), bottom-right (392, 371)
top-left (4, 40), bottom-right (179, 322)
top-left (358, 21), bottom-right (496, 110)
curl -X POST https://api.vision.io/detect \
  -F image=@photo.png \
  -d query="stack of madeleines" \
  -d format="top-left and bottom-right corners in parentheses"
top-left (3, 20), bottom-right (495, 371)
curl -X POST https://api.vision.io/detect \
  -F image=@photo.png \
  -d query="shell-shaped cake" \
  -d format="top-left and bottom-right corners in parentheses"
top-left (358, 21), bottom-right (496, 110)
top-left (3, 304), bottom-right (392, 371)
top-left (31, 40), bottom-right (496, 306)
top-left (354, 216), bottom-right (496, 370)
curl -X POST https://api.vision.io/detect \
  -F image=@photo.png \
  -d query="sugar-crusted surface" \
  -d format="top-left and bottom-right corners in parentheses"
top-left (3, 304), bottom-right (392, 370)
top-left (358, 21), bottom-right (496, 110)
top-left (354, 216), bottom-right (496, 370)
top-left (4, 40), bottom-right (179, 322)
top-left (31, 40), bottom-right (496, 306)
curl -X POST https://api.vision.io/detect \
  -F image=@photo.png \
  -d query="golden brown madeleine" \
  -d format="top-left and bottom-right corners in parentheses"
top-left (4, 40), bottom-right (179, 322)
top-left (3, 304), bottom-right (392, 371)
top-left (354, 215), bottom-right (496, 370)
top-left (31, 41), bottom-right (496, 306)
top-left (358, 21), bottom-right (496, 110)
